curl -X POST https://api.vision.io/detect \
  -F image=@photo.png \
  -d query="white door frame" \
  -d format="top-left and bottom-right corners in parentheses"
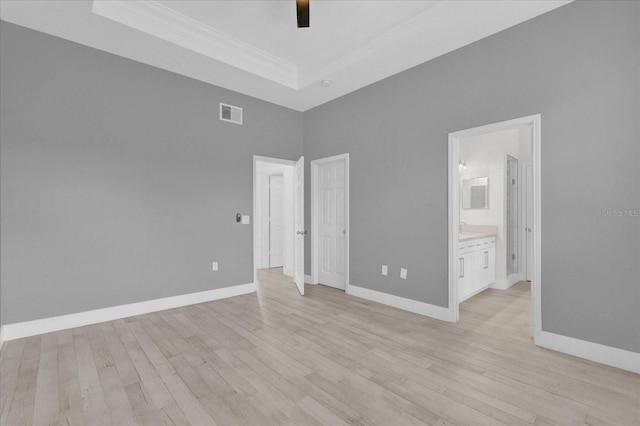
top-left (253, 155), bottom-right (296, 285)
top-left (448, 115), bottom-right (541, 337)
top-left (310, 153), bottom-right (350, 291)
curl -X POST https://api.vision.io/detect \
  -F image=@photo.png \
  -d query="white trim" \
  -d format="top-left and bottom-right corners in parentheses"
top-left (92, 0), bottom-right (298, 89)
top-left (348, 285), bottom-right (449, 322)
top-left (0, 326), bottom-right (5, 349)
top-left (304, 274), bottom-right (317, 284)
top-left (311, 153), bottom-right (350, 292)
top-left (1, 283), bottom-right (256, 342)
top-left (535, 331), bottom-right (640, 374)
top-left (448, 131), bottom-right (460, 322)
top-left (448, 114), bottom-right (541, 335)
top-left (531, 116), bottom-right (542, 336)
top-left (490, 273), bottom-right (522, 291)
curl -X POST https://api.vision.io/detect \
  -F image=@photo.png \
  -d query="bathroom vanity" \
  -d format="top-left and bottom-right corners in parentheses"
top-left (457, 226), bottom-right (497, 302)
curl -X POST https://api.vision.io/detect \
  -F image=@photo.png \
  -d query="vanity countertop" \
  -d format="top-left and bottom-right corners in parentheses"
top-left (458, 232), bottom-right (497, 242)
top-left (458, 224), bottom-right (498, 242)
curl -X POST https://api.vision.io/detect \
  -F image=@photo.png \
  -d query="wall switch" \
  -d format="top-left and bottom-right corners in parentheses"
top-left (400, 268), bottom-right (407, 279)
top-left (381, 265), bottom-right (388, 276)
top-left (241, 215), bottom-right (250, 224)
top-left (212, 262), bottom-right (218, 271)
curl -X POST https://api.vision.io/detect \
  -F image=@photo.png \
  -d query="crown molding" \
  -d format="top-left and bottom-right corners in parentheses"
top-left (92, 0), bottom-right (299, 89)
top-left (1, 0), bottom-right (574, 110)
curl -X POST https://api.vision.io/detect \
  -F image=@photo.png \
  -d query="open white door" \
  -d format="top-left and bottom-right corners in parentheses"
top-left (293, 156), bottom-right (305, 295)
top-left (525, 163), bottom-right (534, 282)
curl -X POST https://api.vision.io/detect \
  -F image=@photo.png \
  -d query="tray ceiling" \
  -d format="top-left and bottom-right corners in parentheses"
top-left (0, 0), bottom-right (572, 111)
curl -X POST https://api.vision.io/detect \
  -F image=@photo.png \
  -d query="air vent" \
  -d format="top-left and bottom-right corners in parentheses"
top-left (220, 103), bottom-right (243, 125)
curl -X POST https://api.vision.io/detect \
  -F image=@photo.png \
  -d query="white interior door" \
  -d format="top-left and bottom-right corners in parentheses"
top-left (260, 176), bottom-right (270, 268)
top-left (293, 157), bottom-right (305, 295)
top-left (525, 163), bottom-right (533, 281)
top-left (269, 175), bottom-right (284, 268)
top-left (318, 160), bottom-right (346, 289)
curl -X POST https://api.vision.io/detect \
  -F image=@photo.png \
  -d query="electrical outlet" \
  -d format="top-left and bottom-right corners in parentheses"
top-left (381, 265), bottom-right (388, 276)
top-left (212, 262), bottom-right (218, 271)
top-left (400, 268), bottom-right (407, 279)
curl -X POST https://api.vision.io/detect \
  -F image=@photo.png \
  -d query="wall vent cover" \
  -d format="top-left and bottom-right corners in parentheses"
top-left (220, 103), bottom-right (243, 125)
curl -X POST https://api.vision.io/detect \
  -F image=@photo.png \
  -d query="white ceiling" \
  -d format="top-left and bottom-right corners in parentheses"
top-left (0, 0), bottom-right (572, 111)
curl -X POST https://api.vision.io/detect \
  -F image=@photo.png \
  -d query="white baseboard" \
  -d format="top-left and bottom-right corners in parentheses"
top-left (1, 283), bottom-right (256, 342)
top-left (304, 274), bottom-right (317, 284)
top-left (535, 331), bottom-right (640, 374)
top-left (0, 326), bottom-right (4, 350)
top-left (490, 273), bottom-right (522, 290)
top-left (347, 284), bottom-right (449, 322)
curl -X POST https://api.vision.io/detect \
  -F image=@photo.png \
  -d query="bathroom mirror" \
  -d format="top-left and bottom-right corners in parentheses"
top-left (462, 177), bottom-right (489, 209)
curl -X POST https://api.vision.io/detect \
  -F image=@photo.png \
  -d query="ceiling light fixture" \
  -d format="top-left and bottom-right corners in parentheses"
top-left (296, 0), bottom-right (310, 28)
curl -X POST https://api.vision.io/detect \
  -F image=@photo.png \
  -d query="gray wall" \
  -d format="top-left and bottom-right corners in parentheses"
top-left (303, 1), bottom-right (640, 352)
top-left (2, 1), bottom-right (639, 354)
top-left (0, 21), bottom-right (302, 325)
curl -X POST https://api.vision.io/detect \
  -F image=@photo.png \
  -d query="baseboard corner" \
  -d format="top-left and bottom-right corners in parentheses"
top-left (535, 331), bottom-right (640, 374)
top-left (490, 273), bottom-right (521, 290)
top-left (347, 284), bottom-right (449, 322)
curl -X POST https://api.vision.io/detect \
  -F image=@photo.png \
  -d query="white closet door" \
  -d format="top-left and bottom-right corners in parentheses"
top-left (318, 159), bottom-right (346, 289)
top-left (269, 175), bottom-right (284, 268)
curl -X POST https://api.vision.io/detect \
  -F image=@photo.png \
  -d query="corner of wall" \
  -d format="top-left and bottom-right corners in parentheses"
top-left (535, 331), bottom-right (640, 374)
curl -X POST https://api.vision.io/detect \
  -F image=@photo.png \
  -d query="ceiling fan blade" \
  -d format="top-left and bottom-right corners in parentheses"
top-left (296, 0), bottom-right (309, 28)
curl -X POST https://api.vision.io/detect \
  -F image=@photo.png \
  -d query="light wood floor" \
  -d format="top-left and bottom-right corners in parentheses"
top-left (1, 269), bottom-right (639, 426)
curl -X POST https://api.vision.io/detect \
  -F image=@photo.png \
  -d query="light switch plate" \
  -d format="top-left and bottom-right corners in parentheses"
top-left (212, 262), bottom-right (218, 271)
top-left (241, 215), bottom-right (250, 224)
top-left (400, 268), bottom-right (407, 279)
top-left (381, 265), bottom-right (388, 276)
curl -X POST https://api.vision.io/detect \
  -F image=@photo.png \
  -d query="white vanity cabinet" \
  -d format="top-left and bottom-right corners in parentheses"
top-left (457, 236), bottom-right (496, 302)
top-left (457, 249), bottom-right (474, 300)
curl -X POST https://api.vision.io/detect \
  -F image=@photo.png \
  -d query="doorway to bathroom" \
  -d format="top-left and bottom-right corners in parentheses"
top-left (448, 115), bottom-right (541, 337)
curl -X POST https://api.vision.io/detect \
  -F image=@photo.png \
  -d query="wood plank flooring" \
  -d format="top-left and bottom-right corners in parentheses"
top-left (1, 268), bottom-right (639, 425)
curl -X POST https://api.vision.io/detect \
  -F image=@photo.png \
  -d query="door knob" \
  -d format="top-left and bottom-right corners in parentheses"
top-left (297, 230), bottom-right (308, 235)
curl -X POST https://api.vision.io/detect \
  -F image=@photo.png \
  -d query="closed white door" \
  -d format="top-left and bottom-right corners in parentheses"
top-left (293, 157), bottom-right (305, 295)
top-left (269, 175), bottom-right (284, 268)
top-left (318, 160), bottom-right (346, 289)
